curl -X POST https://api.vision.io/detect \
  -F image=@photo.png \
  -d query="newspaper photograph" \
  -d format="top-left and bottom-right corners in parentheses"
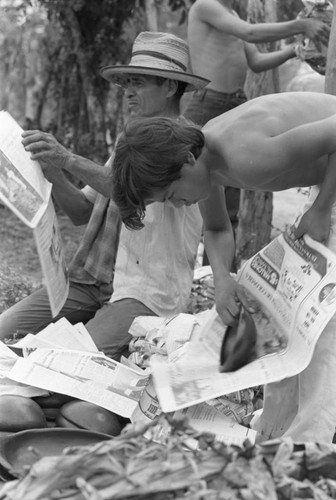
top-left (0, 110), bottom-right (49, 226)
top-left (0, 110), bottom-right (68, 316)
top-left (151, 228), bottom-right (336, 412)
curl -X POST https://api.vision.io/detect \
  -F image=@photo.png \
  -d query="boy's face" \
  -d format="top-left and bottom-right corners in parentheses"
top-left (123, 75), bottom-right (171, 119)
top-left (147, 154), bottom-right (211, 208)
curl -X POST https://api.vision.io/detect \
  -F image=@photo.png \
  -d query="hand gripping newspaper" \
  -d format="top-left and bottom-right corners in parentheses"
top-left (0, 111), bottom-right (68, 316)
top-left (150, 227), bottom-right (336, 416)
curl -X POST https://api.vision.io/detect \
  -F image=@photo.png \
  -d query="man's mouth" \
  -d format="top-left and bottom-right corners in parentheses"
top-left (127, 101), bottom-right (138, 108)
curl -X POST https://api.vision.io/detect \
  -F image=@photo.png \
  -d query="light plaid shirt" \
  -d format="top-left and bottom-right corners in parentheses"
top-left (69, 192), bottom-right (120, 285)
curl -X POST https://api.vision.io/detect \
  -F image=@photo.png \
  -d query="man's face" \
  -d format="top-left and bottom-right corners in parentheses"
top-left (123, 75), bottom-right (171, 119)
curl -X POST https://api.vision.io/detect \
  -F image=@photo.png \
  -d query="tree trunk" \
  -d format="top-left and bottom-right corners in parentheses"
top-left (64, 7), bottom-right (107, 163)
top-left (145, 0), bottom-right (159, 31)
top-left (236, 0), bottom-right (277, 267)
top-left (325, 0), bottom-right (336, 95)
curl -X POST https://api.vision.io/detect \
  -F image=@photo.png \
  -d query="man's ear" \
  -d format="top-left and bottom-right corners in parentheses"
top-left (165, 79), bottom-right (178, 97)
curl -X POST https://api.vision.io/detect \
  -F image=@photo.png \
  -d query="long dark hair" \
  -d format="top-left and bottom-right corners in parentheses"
top-left (112, 116), bottom-right (204, 229)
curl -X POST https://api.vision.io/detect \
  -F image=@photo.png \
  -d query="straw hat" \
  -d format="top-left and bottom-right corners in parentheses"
top-left (100, 31), bottom-right (209, 92)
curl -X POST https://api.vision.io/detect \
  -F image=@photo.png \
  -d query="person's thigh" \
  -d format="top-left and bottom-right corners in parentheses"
top-left (0, 282), bottom-right (104, 340)
top-left (85, 299), bottom-right (157, 360)
top-left (253, 377), bottom-right (299, 442)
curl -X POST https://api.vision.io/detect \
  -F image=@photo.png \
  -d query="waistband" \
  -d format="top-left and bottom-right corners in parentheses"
top-left (195, 87), bottom-right (246, 99)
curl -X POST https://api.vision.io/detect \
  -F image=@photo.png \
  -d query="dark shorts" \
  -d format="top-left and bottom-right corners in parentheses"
top-left (183, 87), bottom-right (247, 128)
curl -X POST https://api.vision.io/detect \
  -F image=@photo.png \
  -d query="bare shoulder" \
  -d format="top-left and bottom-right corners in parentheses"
top-left (205, 92), bottom-right (336, 141)
top-left (191, 0), bottom-right (234, 18)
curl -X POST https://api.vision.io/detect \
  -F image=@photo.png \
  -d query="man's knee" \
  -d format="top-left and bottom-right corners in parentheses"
top-left (0, 288), bottom-right (51, 340)
top-left (85, 299), bottom-right (156, 360)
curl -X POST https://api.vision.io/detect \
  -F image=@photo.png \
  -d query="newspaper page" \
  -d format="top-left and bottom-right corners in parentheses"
top-left (151, 229), bottom-right (336, 412)
top-left (10, 317), bottom-right (99, 353)
top-left (0, 111), bottom-right (68, 315)
top-left (0, 342), bottom-right (48, 397)
top-left (5, 316), bottom-right (256, 445)
top-left (33, 198), bottom-right (69, 316)
top-left (7, 347), bottom-right (150, 419)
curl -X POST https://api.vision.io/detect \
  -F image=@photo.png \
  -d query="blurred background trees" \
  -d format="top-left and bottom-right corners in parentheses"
top-left (0, 0), bottom-right (331, 292)
top-left (0, 0), bottom-right (191, 163)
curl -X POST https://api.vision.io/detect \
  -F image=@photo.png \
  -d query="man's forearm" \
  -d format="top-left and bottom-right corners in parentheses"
top-left (203, 228), bottom-right (235, 282)
top-left (64, 154), bottom-right (113, 198)
top-left (247, 18), bottom-right (327, 45)
top-left (248, 45), bottom-right (296, 73)
top-left (22, 130), bottom-right (114, 198)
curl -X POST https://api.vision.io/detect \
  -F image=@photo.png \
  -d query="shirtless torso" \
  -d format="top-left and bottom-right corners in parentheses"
top-left (110, 91), bottom-right (336, 324)
top-left (188, 0), bottom-right (330, 95)
top-left (201, 91), bottom-right (336, 192)
top-left (188, 0), bottom-right (247, 93)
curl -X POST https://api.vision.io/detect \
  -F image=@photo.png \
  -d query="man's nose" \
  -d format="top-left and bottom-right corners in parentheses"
top-left (124, 85), bottom-right (135, 97)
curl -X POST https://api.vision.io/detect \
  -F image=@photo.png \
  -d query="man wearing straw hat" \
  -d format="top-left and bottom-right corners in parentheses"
top-left (0, 32), bottom-right (211, 360)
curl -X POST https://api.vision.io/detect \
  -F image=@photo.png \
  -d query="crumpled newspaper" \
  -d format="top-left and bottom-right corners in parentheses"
top-left (294, 0), bottom-right (333, 75)
top-left (186, 265), bottom-right (216, 314)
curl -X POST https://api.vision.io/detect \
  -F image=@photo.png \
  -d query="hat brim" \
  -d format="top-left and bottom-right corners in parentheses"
top-left (100, 65), bottom-right (210, 92)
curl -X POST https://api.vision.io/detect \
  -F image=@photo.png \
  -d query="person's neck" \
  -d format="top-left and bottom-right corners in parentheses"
top-left (219, 0), bottom-right (234, 9)
top-left (159, 102), bottom-right (180, 118)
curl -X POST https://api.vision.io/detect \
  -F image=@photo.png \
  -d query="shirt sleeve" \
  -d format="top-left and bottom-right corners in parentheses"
top-left (81, 185), bottom-right (98, 203)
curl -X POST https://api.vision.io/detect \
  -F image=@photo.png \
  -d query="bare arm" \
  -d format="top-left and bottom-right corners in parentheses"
top-left (295, 148), bottom-right (336, 243)
top-left (200, 186), bottom-right (253, 325)
top-left (43, 168), bottom-right (94, 226)
top-left (194, 0), bottom-right (329, 48)
top-left (250, 113), bottom-right (336, 242)
top-left (244, 42), bottom-right (296, 73)
top-left (22, 130), bottom-right (113, 197)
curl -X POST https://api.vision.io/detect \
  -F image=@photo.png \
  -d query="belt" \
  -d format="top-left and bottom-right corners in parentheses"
top-left (195, 88), bottom-right (246, 99)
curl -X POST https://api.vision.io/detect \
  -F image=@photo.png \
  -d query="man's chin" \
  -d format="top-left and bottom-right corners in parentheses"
top-left (126, 108), bottom-right (140, 120)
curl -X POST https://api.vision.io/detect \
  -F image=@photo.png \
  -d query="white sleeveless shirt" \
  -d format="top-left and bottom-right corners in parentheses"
top-left (110, 202), bottom-right (203, 316)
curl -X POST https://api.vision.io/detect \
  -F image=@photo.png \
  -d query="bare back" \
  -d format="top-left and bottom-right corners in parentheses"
top-left (202, 92), bottom-right (336, 191)
top-left (188, 0), bottom-right (248, 93)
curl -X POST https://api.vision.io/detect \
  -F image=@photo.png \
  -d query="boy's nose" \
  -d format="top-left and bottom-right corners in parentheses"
top-left (171, 199), bottom-right (185, 208)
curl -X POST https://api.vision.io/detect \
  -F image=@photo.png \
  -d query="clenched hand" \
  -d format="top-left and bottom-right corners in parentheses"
top-left (22, 130), bottom-right (71, 176)
top-left (215, 274), bottom-right (256, 326)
